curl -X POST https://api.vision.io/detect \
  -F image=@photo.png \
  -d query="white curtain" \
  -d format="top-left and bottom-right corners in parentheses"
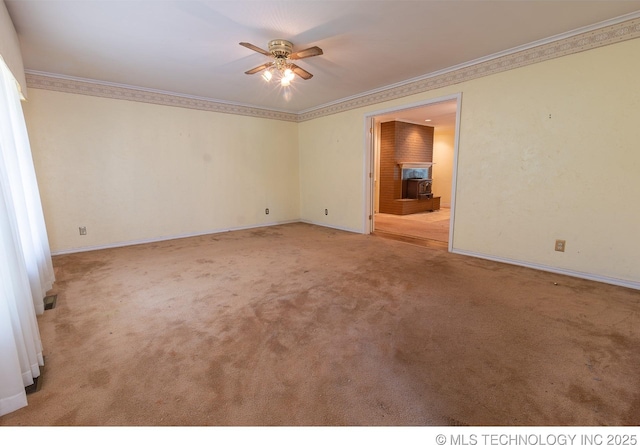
top-left (0, 56), bottom-right (55, 417)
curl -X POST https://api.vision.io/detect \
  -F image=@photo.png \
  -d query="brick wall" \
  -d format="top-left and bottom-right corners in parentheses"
top-left (379, 121), bottom-right (434, 214)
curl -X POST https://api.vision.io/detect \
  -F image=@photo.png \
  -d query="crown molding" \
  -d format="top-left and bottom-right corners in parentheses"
top-left (24, 71), bottom-right (299, 122)
top-left (25, 15), bottom-right (640, 123)
top-left (296, 15), bottom-right (640, 121)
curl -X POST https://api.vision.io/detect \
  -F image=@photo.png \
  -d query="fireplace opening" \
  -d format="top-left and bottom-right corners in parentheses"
top-left (405, 178), bottom-right (433, 200)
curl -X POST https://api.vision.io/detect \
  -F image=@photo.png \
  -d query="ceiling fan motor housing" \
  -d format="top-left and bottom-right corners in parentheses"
top-left (268, 39), bottom-right (294, 58)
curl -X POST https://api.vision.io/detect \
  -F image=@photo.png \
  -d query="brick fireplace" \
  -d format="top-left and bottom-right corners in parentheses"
top-left (379, 121), bottom-right (440, 215)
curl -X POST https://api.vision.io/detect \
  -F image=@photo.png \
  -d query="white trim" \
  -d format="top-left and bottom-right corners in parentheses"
top-left (399, 162), bottom-right (433, 169)
top-left (24, 71), bottom-right (298, 122)
top-left (24, 69), bottom-right (296, 115)
top-left (364, 114), bottom-right (376, 235)
top-left (364, 93), bottom-right (463, 246)
top-left (24, 16), bottom-right (640, 123)
top-left (390, 118), bottom-right (434, 127)
top-left (51, 220), bottom-right (302, 255)
top-left (363, 115), bottom-right (374, 234)
top-left (299, 219), bottom-right (365, 235)
top-left (365, 94), bottom-right (462, 119)
top-left (451, 248), bottom-right (640, 291)
top-left (297, 17), bottom-right (640, 121)
top-left (448, 94), bottom-right (463, 252)
top-left (299, 10), bottom-right (640, 117)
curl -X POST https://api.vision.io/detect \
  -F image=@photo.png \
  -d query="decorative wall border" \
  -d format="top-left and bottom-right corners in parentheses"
top-left (26, 16), bottom-right (640, 123)
top-left (297, 15), bottom-right (640, 121)
top-left (25, 72), bottom-right (299, 122)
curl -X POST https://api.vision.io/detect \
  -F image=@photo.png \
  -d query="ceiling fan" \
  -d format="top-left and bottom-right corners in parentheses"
top-left (239, 39), bottom-right (323, 86)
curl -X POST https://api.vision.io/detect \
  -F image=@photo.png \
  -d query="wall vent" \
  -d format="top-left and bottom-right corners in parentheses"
top-left (44, 293), bottom-right (57, 310)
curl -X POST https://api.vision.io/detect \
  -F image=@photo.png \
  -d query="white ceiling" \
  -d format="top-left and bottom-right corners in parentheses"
top-left (6, 1), bottom-right (640, 114)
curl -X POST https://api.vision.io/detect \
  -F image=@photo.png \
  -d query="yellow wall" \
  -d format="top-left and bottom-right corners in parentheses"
top-left (298, 109), bottom-right (367, 231)
top-left (452, 39), bottom-right (640, 283)
top-left (299, 38), bottom-right (640, 285)
top-left (23, 89), bottom-right (300, 252)
top-left (22, 37), bottom-right (640, 285)
top-left (432, 127), bottom-right (455, 207)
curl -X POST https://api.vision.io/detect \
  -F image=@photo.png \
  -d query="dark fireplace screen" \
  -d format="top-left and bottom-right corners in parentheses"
top-left (405, 178), bottom-right (433, 200)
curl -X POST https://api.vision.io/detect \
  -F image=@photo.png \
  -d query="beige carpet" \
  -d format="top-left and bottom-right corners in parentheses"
top-left (1, 222), bottom-right (639, 426)
top-left (374, 209), bottom-right (450, 243)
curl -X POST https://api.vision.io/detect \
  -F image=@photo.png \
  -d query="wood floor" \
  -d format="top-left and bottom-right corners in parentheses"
top-left (373, 208), bottom-right (450, 249)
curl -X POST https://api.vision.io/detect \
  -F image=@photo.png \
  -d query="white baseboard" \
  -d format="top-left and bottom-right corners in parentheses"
top-left (451, 248), bottom-right (640, 291)
top-left (51, 219), bottom-right (302, 255)
top-left (298, 219), bottom-right (365, 235)
top-left (53, 223), bottom-right (638, 292)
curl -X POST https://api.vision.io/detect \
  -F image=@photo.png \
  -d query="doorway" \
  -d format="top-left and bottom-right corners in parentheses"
top-left (365, 94), bottom-right (460, 250)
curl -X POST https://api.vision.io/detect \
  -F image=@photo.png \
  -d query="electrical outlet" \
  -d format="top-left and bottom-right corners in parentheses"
top-left (555, 239), bottom-right (565, 252)
top-left (265, 208), bottom-right (269, 215)
top-left (325, 209), bottom-right (328, 216)
top-left (79, 226), bottom-right (87, 236)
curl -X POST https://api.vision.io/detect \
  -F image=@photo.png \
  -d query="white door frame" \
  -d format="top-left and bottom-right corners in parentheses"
top-left (363, 93), bottom-right (462, 251)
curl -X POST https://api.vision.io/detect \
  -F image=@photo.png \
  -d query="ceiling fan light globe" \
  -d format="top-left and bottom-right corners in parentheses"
top-left (262, 70), bottom-right (272, 82)
top-left (280, 77), bottom-right (291, 87)
top-left (284, 68), bottom-right (295, 81)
